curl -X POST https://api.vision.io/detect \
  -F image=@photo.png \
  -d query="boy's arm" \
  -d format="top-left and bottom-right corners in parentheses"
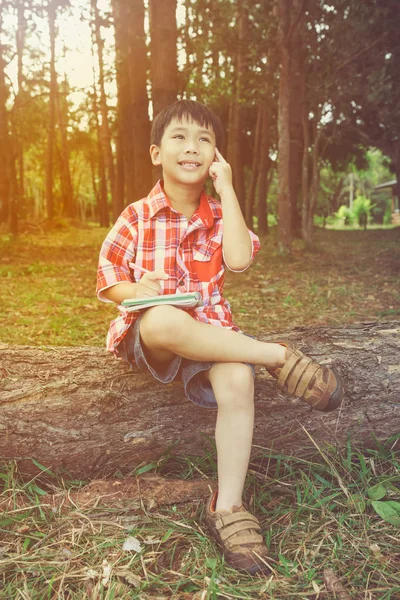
top-left (209, 148), bottom-right (257, 271)
top-left (102, 271), bottom-right (168, 303)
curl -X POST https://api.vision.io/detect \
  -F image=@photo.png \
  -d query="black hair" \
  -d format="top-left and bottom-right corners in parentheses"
top-left (150, 99), bottom-right (224, 148)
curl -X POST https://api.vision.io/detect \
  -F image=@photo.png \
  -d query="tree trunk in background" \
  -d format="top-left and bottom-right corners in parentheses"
top-left (149, 0), bottom-right (177, 185)
top-left (149, 0), bottom-right (178, 117)
top-left (307, 122), bottom-right (321, 236)
top-left (256, 102), bottom-right (272, 236)
top-left (227, 0), bottom-right (247, 213)
top-left (277, 0), bottom-right (292, 254)
top-left (15, 0), bottom-right (26, 214)
top-left (45, 2), bottom-right (57, 221)
top-left (129, 0), bottom-right (152, 197)
top-left (57, 77), bottom-right (75, 218)
top-left (92, 0), bottom-right (116, 219)
top-left (288, 9), bottom-right (304, 238)
top-left (90, 30), bottom-right (109, 227)
top-left (301, 97), bottom-right (310, 244)
top-left (0, 13), bottom-right (10, 226)
top-left (1, 322), bottom-right (399, 480)
top-left (245, 105), bottom-right (262, 227)
top-left (111, 0), bottom-right (126, 215)
top-left (394, 144), bottom-right (400, 212)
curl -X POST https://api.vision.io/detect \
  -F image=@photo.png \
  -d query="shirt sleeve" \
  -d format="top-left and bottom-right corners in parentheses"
top-left (96, 206), bottom-right (139, 303)
top-left (223, 228), bottom-right (260, 273)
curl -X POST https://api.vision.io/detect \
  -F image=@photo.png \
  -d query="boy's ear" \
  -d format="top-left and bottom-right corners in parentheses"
top-left (150, 144), bottom-right (161, 166)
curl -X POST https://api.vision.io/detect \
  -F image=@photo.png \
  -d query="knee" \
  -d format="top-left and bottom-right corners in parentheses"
top-left (213, 364), bottom-right (254, 409)
top-left (139, 305), bottom-right (187, 347)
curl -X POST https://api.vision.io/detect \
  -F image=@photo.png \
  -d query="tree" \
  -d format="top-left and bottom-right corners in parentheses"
top-left (276, 0), bottom-right (293, 254)
top-left (1, 321), bottom-right (399, 479)
top-left (91, 0), bottom-right (116, 218)
top-left (149, 0), bottom-right (178, 117)
top-left (0, 4), bottom-right (10, 227)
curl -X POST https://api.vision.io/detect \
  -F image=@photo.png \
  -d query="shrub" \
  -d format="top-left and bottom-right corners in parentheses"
top-left (335, 205), bottom-right (355, 226)
top-left (352, 195), bottom-right (375, 228)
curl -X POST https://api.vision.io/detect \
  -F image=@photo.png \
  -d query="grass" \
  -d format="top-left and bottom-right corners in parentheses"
top-left (1, 223), bottom-right (400, 598)
top-left (1, 437), bottom-right (399, 598)
top-left (0, 225), bottom-right (399, 345)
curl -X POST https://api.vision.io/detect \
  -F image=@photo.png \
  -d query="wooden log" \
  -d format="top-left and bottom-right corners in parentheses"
top-left (1, 321), bottom-right (399, 479)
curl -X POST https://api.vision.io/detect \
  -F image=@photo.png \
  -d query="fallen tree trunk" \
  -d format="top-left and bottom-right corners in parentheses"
top-left (1, 321), bottom-right (399, 479)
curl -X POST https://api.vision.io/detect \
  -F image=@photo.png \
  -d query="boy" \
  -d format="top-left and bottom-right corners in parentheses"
top-left (96, 100), bottom-right (343, 575)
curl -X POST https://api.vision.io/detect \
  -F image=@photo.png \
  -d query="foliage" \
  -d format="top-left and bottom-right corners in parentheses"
top-left (335, 204), bottom-right (355, 227)
top-left (352, 195), bottom-right (374, 225)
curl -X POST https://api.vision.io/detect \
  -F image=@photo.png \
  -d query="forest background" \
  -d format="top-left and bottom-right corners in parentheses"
top-left (0, 0), bottom-right (399, 253)
top-left (1, 2), bottom-right (400, 597)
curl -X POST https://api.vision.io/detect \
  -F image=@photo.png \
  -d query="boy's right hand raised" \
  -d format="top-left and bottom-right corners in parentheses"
top-left (136, 270), bottom-right (169, 298)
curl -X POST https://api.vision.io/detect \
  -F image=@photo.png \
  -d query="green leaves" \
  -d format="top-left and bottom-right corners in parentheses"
top-left (367, 482), bottom-right (387, 501)
top-left (367, 480), bottom-right (400, 525)
top-left (370, 501), bottom-right (400, 527)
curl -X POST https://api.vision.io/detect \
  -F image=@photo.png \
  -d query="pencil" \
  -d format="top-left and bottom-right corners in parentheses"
top-left (128, 262), bottom-right (150, 274)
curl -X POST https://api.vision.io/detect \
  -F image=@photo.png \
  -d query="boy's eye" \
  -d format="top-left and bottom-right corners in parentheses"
top-left (173, 134), bottom-right (184, 139)
top-left (200, 137), bottom-right (211, 143)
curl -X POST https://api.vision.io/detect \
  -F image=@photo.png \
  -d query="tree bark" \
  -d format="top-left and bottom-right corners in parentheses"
top-left (57, 77), bottom-right (75, 218)
top-left (226, 0), bottom-right (246, 214)
top-left (277, 0), bottom-right (292, 254)
top-left (256, 101), bottom-right (272, 236)
top-left (111, 0), bottom-right (126, 216)
top-left (288, 12), bottom-right (304, 239)
top-left (91, 0), bottom-right (116, 218)
top-left (245, 104), bottom-right (262, 227)
top-left (45, 2), bottom-right (57, 221)
top-left (148, 0), bottom-right (178, 118)
top-left (14, 0), bottom-right (26, 219)
top-left (90, 20), bottom-right (109, 227)
top-left (129, 0), bottom-right (153, 197)
top-left (1, 322), bottom-right (399, 480)
top-left (0, 15), bottom-right (10, 225)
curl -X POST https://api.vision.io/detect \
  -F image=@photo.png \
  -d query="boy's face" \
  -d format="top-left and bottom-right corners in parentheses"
top-left (150, 117), bottom-right (217, 187)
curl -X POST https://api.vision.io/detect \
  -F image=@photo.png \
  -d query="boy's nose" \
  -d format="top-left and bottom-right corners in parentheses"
top-left (184, 140), bottom-right (199, 153)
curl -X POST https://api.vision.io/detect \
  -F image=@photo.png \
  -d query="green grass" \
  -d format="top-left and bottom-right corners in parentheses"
top-left (0, 437), bottom-right (399, 598)
top-left (0, 225), bottom-right (399, 345)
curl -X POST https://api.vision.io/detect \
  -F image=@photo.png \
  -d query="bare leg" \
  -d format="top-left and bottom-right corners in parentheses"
top-left (139, 305), bottom-right (285, 367)
top-left (206, 362), bottom-right (255, 511)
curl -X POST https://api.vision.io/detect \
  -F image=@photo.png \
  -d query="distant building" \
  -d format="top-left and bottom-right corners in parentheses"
top-left (374, 180), bottom-right (399, 225)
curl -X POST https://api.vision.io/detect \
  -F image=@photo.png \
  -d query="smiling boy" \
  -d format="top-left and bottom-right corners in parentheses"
top-left (96, 100), bottom-right (343, 575)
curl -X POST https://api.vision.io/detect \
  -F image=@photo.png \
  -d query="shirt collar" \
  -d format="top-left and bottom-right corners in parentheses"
top-left (146, 180), bottom-right (215, 229)
top-left (146, 180), bottom-right (172, 218)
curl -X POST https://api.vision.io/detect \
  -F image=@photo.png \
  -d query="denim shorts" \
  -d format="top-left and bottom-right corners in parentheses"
top-left (115, 312), bottom-right (255, 409)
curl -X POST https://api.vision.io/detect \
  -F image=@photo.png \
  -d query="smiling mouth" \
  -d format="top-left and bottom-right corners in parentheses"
top-left (178, 161), bottom-right (202, 168)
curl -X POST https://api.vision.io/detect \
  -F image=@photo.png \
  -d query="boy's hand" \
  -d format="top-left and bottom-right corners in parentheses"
top-left (136, 270), bottom-right (168, 298)
top-left (209, 148), bottom-right (233, 196)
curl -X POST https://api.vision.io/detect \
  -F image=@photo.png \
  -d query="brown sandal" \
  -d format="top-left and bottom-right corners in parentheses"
top-left (204, 491), bottom-right (270, 575)
top-left (268, 342), bottom-right (344, 412)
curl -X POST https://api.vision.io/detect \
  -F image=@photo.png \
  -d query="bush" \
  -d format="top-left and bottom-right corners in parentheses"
top-left (352, 195), bottom-right (375, 228)
top-left (335, 205), bottom-right (355, 226)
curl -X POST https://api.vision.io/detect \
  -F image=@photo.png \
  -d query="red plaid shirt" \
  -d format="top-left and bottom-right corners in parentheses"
top-left (96, 181), bottom-right (260, 353)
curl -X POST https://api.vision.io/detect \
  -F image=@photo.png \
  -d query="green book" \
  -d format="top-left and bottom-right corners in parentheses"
top-left (120, 291), bottom-right (202, 312)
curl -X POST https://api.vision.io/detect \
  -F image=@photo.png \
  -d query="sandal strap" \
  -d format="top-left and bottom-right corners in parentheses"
top-left (228, 533), bottom-right (264, 548)
top-left (277, 351), bottom-right (307, 389)
top-left (215, 511), bottom-right (260, 529)
top-left (219, 519), bottom-right (261, 543)
top-left (286, 356), bottom-right (312, 395)
top-left (294, 363), bottom-right (321, 397)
